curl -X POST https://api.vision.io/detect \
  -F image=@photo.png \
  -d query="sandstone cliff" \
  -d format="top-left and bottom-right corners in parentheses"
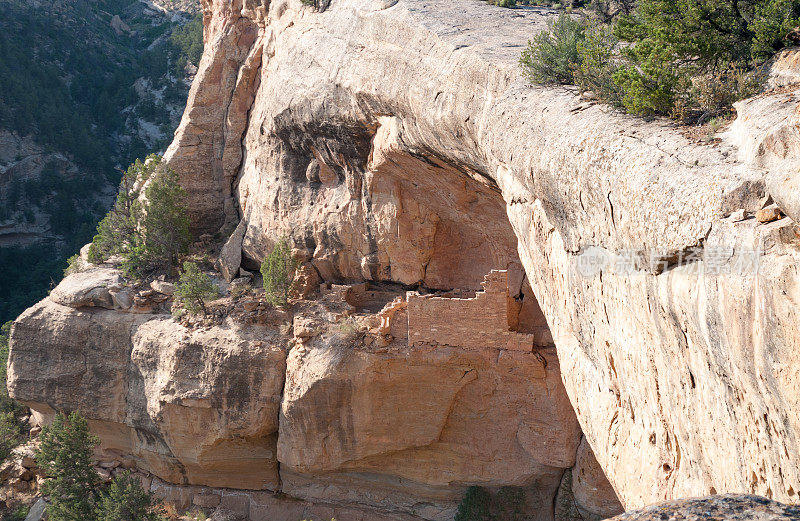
top-left (9, 260), bottom-right (620, 520)
top-left (164, 0), bottom-right (800, 506)
top-left (7, 0), bottom-right (800, 518)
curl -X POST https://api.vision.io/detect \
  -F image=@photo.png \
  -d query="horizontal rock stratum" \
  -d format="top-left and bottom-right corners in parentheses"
top-left (8, 0), bottom-right (800, 518)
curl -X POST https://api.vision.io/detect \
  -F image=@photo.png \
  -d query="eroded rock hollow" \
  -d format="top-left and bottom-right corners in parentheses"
top-left (7, 0), bottom-right (800, 519)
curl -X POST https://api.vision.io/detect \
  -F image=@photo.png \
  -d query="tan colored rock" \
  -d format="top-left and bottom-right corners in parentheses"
top-left (292, 316), bottom-right (319, 339)
top-left (279, 324), bottom-right (581, 517)
top-left (193, 493), bottom-right (221, 508)
top-left (163, 0), bottom-right (265, 234)
top-left (109, 287), bottom-right (134, 310)
top-left (218, 220), bottom-right (247, 282)
top-left (290, 263), bottom-right (321, 300)
top-left (573, 438), bottom-right (624, 518)
top-left (9, 287), bottom-right (287, 491)
top-left (110, 15), bottom-right (131, 35)
top-left (209, 510), bottom-right (246, 521)
top-left (756, 207), bottom-right (782, 223)
top-left (150, 280), bottom-right (176, 295)
top-left (9, 299), bottom-right (150, 423)
top-left (129, 318), bottom-right (286, 490)
top-left (177, 0), bottom-right (799, 509)
top-left (49, 267), bottom-right (122, 309)
top-left (12, 0), bottom-right (800, 516)
top-left (98, 467), bottom-right (113, 483)
top-left (767, 48), bottom-right (800, 89)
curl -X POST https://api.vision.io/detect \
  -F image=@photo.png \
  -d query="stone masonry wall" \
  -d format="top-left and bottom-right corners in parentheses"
top-left (406, 270), bottom-right (536, 352)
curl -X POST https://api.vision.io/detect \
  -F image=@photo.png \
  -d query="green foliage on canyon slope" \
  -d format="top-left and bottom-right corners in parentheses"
top-left (36, 411), bottom-right (163, 521)
top-left (0, 0), bottom-right (203, 325)
top-left (37, 412), bottom-right (102, 521)
top-left (520, 0), bottom-right (800, 121)
top-left (89, 156), bottom-right (191, 278)
top-left (261, 238), bottom-right (299, 307)
top-left (95, 472), bottom-right (164, 521)
top-left (175, 262), bottom-right (219, 315)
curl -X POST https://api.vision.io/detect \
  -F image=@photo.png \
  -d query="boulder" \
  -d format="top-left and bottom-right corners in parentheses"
top-left (217, 220), bottom-right (246, 282)
top-left (49, 267), bottom-right (122, 309)
top-left (110, 15), bottom-right (131, 35)
top-left (279, 336), bottom-right (581, 517)
top-left (8, 301), bottom-right (286, 491)
top-left (109, 287), bottom-right (133, 310)
top-left (150, 280), bottom-right (176, 295)
top-left (766, 170), bottom-right (800, 223)
top-left (229, 277), bottom-right (252, 295)
top-left (755, 207), bottom-right (782, 223)
top-left (24, 498), bottom-right (47, 521)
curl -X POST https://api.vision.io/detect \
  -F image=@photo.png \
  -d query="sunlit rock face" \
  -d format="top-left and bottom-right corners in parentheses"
top-left (9, 0), bottom-right (800, 518)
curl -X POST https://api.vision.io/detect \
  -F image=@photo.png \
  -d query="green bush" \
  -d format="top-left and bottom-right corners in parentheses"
top-left (260, 238), bottom-right (298, 307)
top-left (0, 412), bottom-right (22, 462)
top-left (0, 0), bottom-right (198, 325)
top-left (611, 0), bottom-right (793, 117)
top-left (487, 0), bottom-right (518, 7)
top-left (171, 14), bottom-right (203, 67)
top-left (455, 486), bottom-right (526, 521)
top-left (5, 505), bottom-right (29, 521)
top-left (520, 0), bottom-right (793, 121)
top-left (175, 262), bottom-right (219, 315)
top-left (520, 14), bottom-right (585, 85)
top-left (134, 164), bottom-right (192, 275)
top-left (95, 472), bottom-right (163, 521)
top-left (455, 486), bottom-right (491, 521)
top-left (36, 411), bottom-right (101, 521)
top-left (89, 155), bottom-right (191, 278)
top-left (574, 22), bottom-right (622, 104)
top-left (63, 254), bottom-right (82, 277)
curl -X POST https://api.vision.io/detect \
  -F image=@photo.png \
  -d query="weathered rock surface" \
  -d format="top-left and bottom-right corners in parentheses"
top-left (8, 264), bottom-right (615, 520)
top-left (768, 48), bottom-right (800, 89)
top-left (8, 287), bottom-right (287, 492)
top-left (573, 437), bottom-right (624, 518)
top-left (279, 328), bottom-right (579, 519)
top-left (607, 494), bottom-right (800, 521)
top-left (157, 0), bottom-right (800, 510)
top-left (49, 267), bottom-right (123, 309)
top-left (10, 0), bottom-right (800, 518)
